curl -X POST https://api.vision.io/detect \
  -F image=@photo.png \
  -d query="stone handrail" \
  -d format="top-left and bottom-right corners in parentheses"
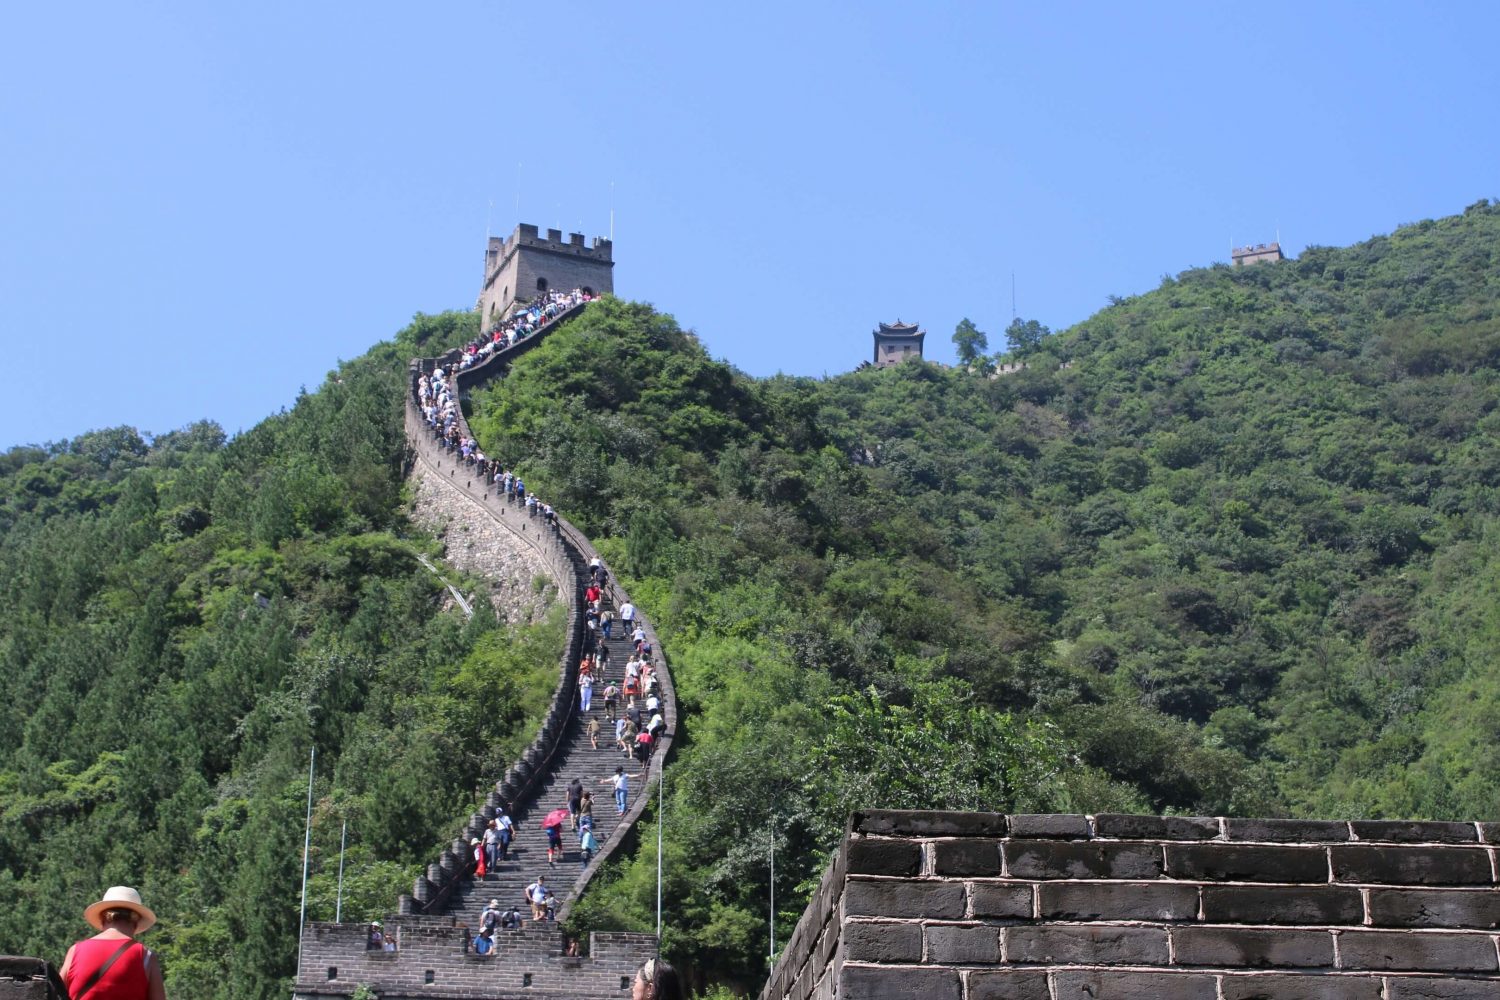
top-left (402, 298), bottom-right (677, 921)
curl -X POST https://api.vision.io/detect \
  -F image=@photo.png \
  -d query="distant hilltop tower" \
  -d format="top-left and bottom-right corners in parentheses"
top-left (872, 320), bottom-right (925, 367)
top-left (478, 223), bottom-right (614, 327)
top-left (1231, 241), bottom-right (1284, 266)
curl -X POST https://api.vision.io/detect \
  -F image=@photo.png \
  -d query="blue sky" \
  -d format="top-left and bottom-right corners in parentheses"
top-left (3, 1), bottom-right (1497, 448)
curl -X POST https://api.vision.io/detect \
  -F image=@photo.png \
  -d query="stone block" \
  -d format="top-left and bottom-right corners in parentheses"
top-left (1165, 844), bottom-right (1329, 883)
top-left (1336, 930), bottom-right (1498, 973)
top-left (839, 965), bottom-right (960, 1000)
top-left (1039, 881), bottom-right (1199, 921)
top-left (1201, 885), bottom-right (1364, 925)
top-left (1006, 841), bottom-right (1163, 880)
top-left (1351, 822), bottom-right (1479, 844)
top-left (925, 923), bottom-right (1001, 964)
top-left (843, 922), bottom-right (922, 964)
top-left (845, 878), bottom-right (966, 920)
top-left (1367, 888), bottom-right (1500, 929)
top-left (1384, 979), bottom-right (1500, 999)
top-left (1092, 814), bottom-right (1220, 841)
top-left (1005, 925), bottom-right (1170, 965)
top-left (1330, 846), bottom-right (1493, 886)
top-left (1008, 814), bottom-right (1091, 839)
top-left (1052, 970), bottom-right (1218, 1000)
top-left (970, 883), bottom-right (1034, 919)
top-left (1219, 975), bottom-right (1384, 1000)
top-left (933, 839), bottom-right (1002, 876)
top-left (1171, 927), bottom-right (1335, 968)
top-left (1477, 823), bottom-right (1500, 844)
top-left (847, 839), bottom-right (922, 877)
top-left (852, 811), bottom-right (1008, 838)
top-left (966, 970), bottom-right (1051, 1000)
top-left (1226, 819), bottom-right (1351, 843)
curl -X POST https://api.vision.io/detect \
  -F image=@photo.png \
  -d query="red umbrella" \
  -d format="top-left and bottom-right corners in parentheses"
top-left (542, 808), bottom-right (571, 829)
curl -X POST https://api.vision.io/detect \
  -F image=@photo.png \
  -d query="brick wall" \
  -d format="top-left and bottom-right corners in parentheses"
top-left (762, 811), bottom-right (1500, 1000)
top-left (293, 918), bottom-right (656, 1000)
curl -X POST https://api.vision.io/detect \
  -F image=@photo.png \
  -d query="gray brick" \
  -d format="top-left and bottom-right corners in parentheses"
top-left (1006, 841), bottom-right (1163, 879)
top-left (843, 922), bottom-right (922, 963)
top-left (1166, 843), bottom-right (1329, 883)
top-left (1219, 974), bottom-right (1384, 1000)
top-left (925, 924), bottom-right (1001, 964)
top-left (1351, 822), bottom-right (1479, 844)
top-left (847, 839), bottom-right (922, 877)
top-left (1477, 823), bottom-right (1500, 844)
top-left (933, 839), bottom-right (1002, 876)
top-left (1005, 925), bottom-right (1170, 965)
top-left (1331, 846), bottom-right (1493, 886)
top-left (1092, 814), bottom-right (1220, 841)
top-left (1227, 819), bottom-right (1351, 843)
top-left (1040, 881), bottom-right (1199, 921)
top-left (966, 970), bottom-right (1051, 1000)
top-left (1053, 970), bottom-right (1219, 1000)
top-left (1172, 927), bottom-right (1335, 968)
top-left (1337, 930), bottom-right (1498, 973)
top-left (1008, 814), bottom-right (1091, 838)
top-left (970, 883), bottom-right (1033, 918)
top-left (845, 878), bottom-right (966, 920)
top-left (1201, 885), bottom-right (1364, 925)
top-left (839, 965), bottom-right (960, 1000)
top-left (852, 811), bottom-right (1008, 838)
top-left (1385, 978), bottom-right (1500, 1000)
top-left (1368, 889), bottom-right (1500, 929)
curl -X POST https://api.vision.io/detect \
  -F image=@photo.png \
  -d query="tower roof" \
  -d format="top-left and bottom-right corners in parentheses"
top-left (876, 320), bottom-right (923, 337)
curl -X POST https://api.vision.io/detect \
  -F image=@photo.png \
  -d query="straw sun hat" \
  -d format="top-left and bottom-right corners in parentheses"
top-left (84, 886), bottom-right (157, 933)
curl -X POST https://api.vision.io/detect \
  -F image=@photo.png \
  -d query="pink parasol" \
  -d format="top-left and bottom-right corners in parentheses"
top-left (542, 808), bottom-right (571, 829)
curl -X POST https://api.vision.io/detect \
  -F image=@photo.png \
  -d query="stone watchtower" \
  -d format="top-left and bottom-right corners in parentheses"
top-left (1231, 242), bottom-right (1284, 266)
top-left (477, 224), bottom-right (614, 329)
top-left (872, 320), bottom-right (925, 367)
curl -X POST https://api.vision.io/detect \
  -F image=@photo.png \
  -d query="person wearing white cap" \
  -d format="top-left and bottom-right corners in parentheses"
top-left (59, 886), bottom-right (166, 1000)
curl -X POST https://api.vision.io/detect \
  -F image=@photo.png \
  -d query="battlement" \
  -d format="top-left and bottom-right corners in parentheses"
top-left (479, 223), bottom-right (614, 326)
top-left (1232, 241), bottom-right (1284, 265)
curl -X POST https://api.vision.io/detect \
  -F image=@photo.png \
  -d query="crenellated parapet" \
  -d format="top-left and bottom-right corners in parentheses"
top-left (479, 224), bottom-right (613, 326)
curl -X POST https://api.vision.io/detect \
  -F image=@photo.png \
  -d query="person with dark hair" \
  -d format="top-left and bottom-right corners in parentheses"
top-left (60, 886), bottom-right (167, 1000)
top-left (631, 957), bottom-right (684, 1000)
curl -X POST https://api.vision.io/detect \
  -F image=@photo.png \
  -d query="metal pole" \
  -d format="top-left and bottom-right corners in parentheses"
top-left (335, 819), bottom-right (347, 923)
top-left (296, 747), bottom-right (315, 979)
top-left (769, 821), bottom-right (776, 963)
top-left (651, 773), bottom-right (663, 941)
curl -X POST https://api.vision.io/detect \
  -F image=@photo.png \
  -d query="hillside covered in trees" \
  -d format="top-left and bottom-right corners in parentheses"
top-left (2, 200), bottom-right (1499, 995)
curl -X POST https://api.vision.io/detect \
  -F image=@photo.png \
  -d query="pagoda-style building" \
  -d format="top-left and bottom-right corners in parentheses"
top-left (871, 320), bottom-right (925, 367)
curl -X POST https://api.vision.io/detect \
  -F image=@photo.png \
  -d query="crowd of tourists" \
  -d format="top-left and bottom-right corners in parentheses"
top-left (458, 288), bottom-right (596, 370)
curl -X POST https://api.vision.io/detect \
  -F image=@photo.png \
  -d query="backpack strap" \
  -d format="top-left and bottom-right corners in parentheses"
top-left (71, 940), bottom-right (137, 1000)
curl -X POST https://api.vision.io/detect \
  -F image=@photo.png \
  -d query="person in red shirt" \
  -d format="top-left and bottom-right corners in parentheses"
top-left (60, 886), bottom-right (166, 1000)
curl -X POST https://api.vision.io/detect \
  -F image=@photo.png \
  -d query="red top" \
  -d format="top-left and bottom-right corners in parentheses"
top-left (64, 939), bottom-right (149, 1000)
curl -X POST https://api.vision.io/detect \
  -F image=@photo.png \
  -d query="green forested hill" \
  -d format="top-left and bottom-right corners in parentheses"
top-left (464, 200), bottom-right (1500, 983)
top-left (3, 200), bottom-right (1499, 996)
top-left (0, 312), bottom-right (564, 999)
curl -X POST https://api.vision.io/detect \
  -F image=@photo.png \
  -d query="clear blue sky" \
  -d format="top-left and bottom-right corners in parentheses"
top-left (3, 1), bottom-right (1497, 448)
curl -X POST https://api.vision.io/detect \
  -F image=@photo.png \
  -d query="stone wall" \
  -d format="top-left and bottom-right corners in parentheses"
top-left (294, 918), bottom-right (655, 1000)
top-left (407, 467), bottom-right (556, 626)
top-left (762, 811), bottom-right (1500, 1000)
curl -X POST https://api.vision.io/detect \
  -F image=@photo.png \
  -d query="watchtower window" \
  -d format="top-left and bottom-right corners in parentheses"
top-left (535, 277), bottom-right (549, 293)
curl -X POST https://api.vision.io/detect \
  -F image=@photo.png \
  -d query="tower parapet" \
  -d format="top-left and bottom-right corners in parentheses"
top-left (1231, 241), bottom-right (1284, 266)
top-left (478, 224), bottom-right (614, 328)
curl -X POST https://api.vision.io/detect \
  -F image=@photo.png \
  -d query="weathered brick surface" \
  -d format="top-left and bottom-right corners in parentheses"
top-left (1226, 819), bottom-right (1351, 843)
top-left (843, 922), bottom-right (922, 963)
top-left (1008, 814), bottom-right (1091, 839)
top-left (839, 965), bottom-right (960, 1000)
top-left (1351, 821), bottom-right (1479, 844)
top-left (1331, 846), bottom-right (1494, 886)
top-left (1166, 843), bottom-right (1329, 882)
top-left (845, 878), bottom-right (965, 919)
top-left (1384, 978), bottom-right (1500, 999)
top-left (852, 810), bottom-right (1007, 838)
top-left (1219, 974), bottom-right (1384, 999)
top-left (1006, 841), bottom-right (1162, 879)
top-left (1201, 885), bottom-right (1364, 925)
top-left (970, 883), bottom-right (1033, 918)
top-left (1336, 930), bottom-right (1499, 972)
top-left (1005, 925), bottom-right (1170, 965)
top-left (1093, 814), bottom-right (1220, 841)
top-left (1172, 927), bottom-right (1335, 968)
top-left (1367, 888), bottom-right (1500, 929)
top-left (1053, 970), bottom-right (1218, 999)
top-left (1039, 881), bottom-right (1199, 921)
top-left (924, 924), bottom-right (1001, 964)
top-left (933, 839), bottom-right (1002, 876)
top-left (965, 970), bottom-right (1051, 1000)
top-left (846, 839), bottom-right (922, 877)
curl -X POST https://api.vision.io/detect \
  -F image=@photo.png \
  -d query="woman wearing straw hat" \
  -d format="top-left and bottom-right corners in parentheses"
top-left (59, 886), bottom-right (166, 1000)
